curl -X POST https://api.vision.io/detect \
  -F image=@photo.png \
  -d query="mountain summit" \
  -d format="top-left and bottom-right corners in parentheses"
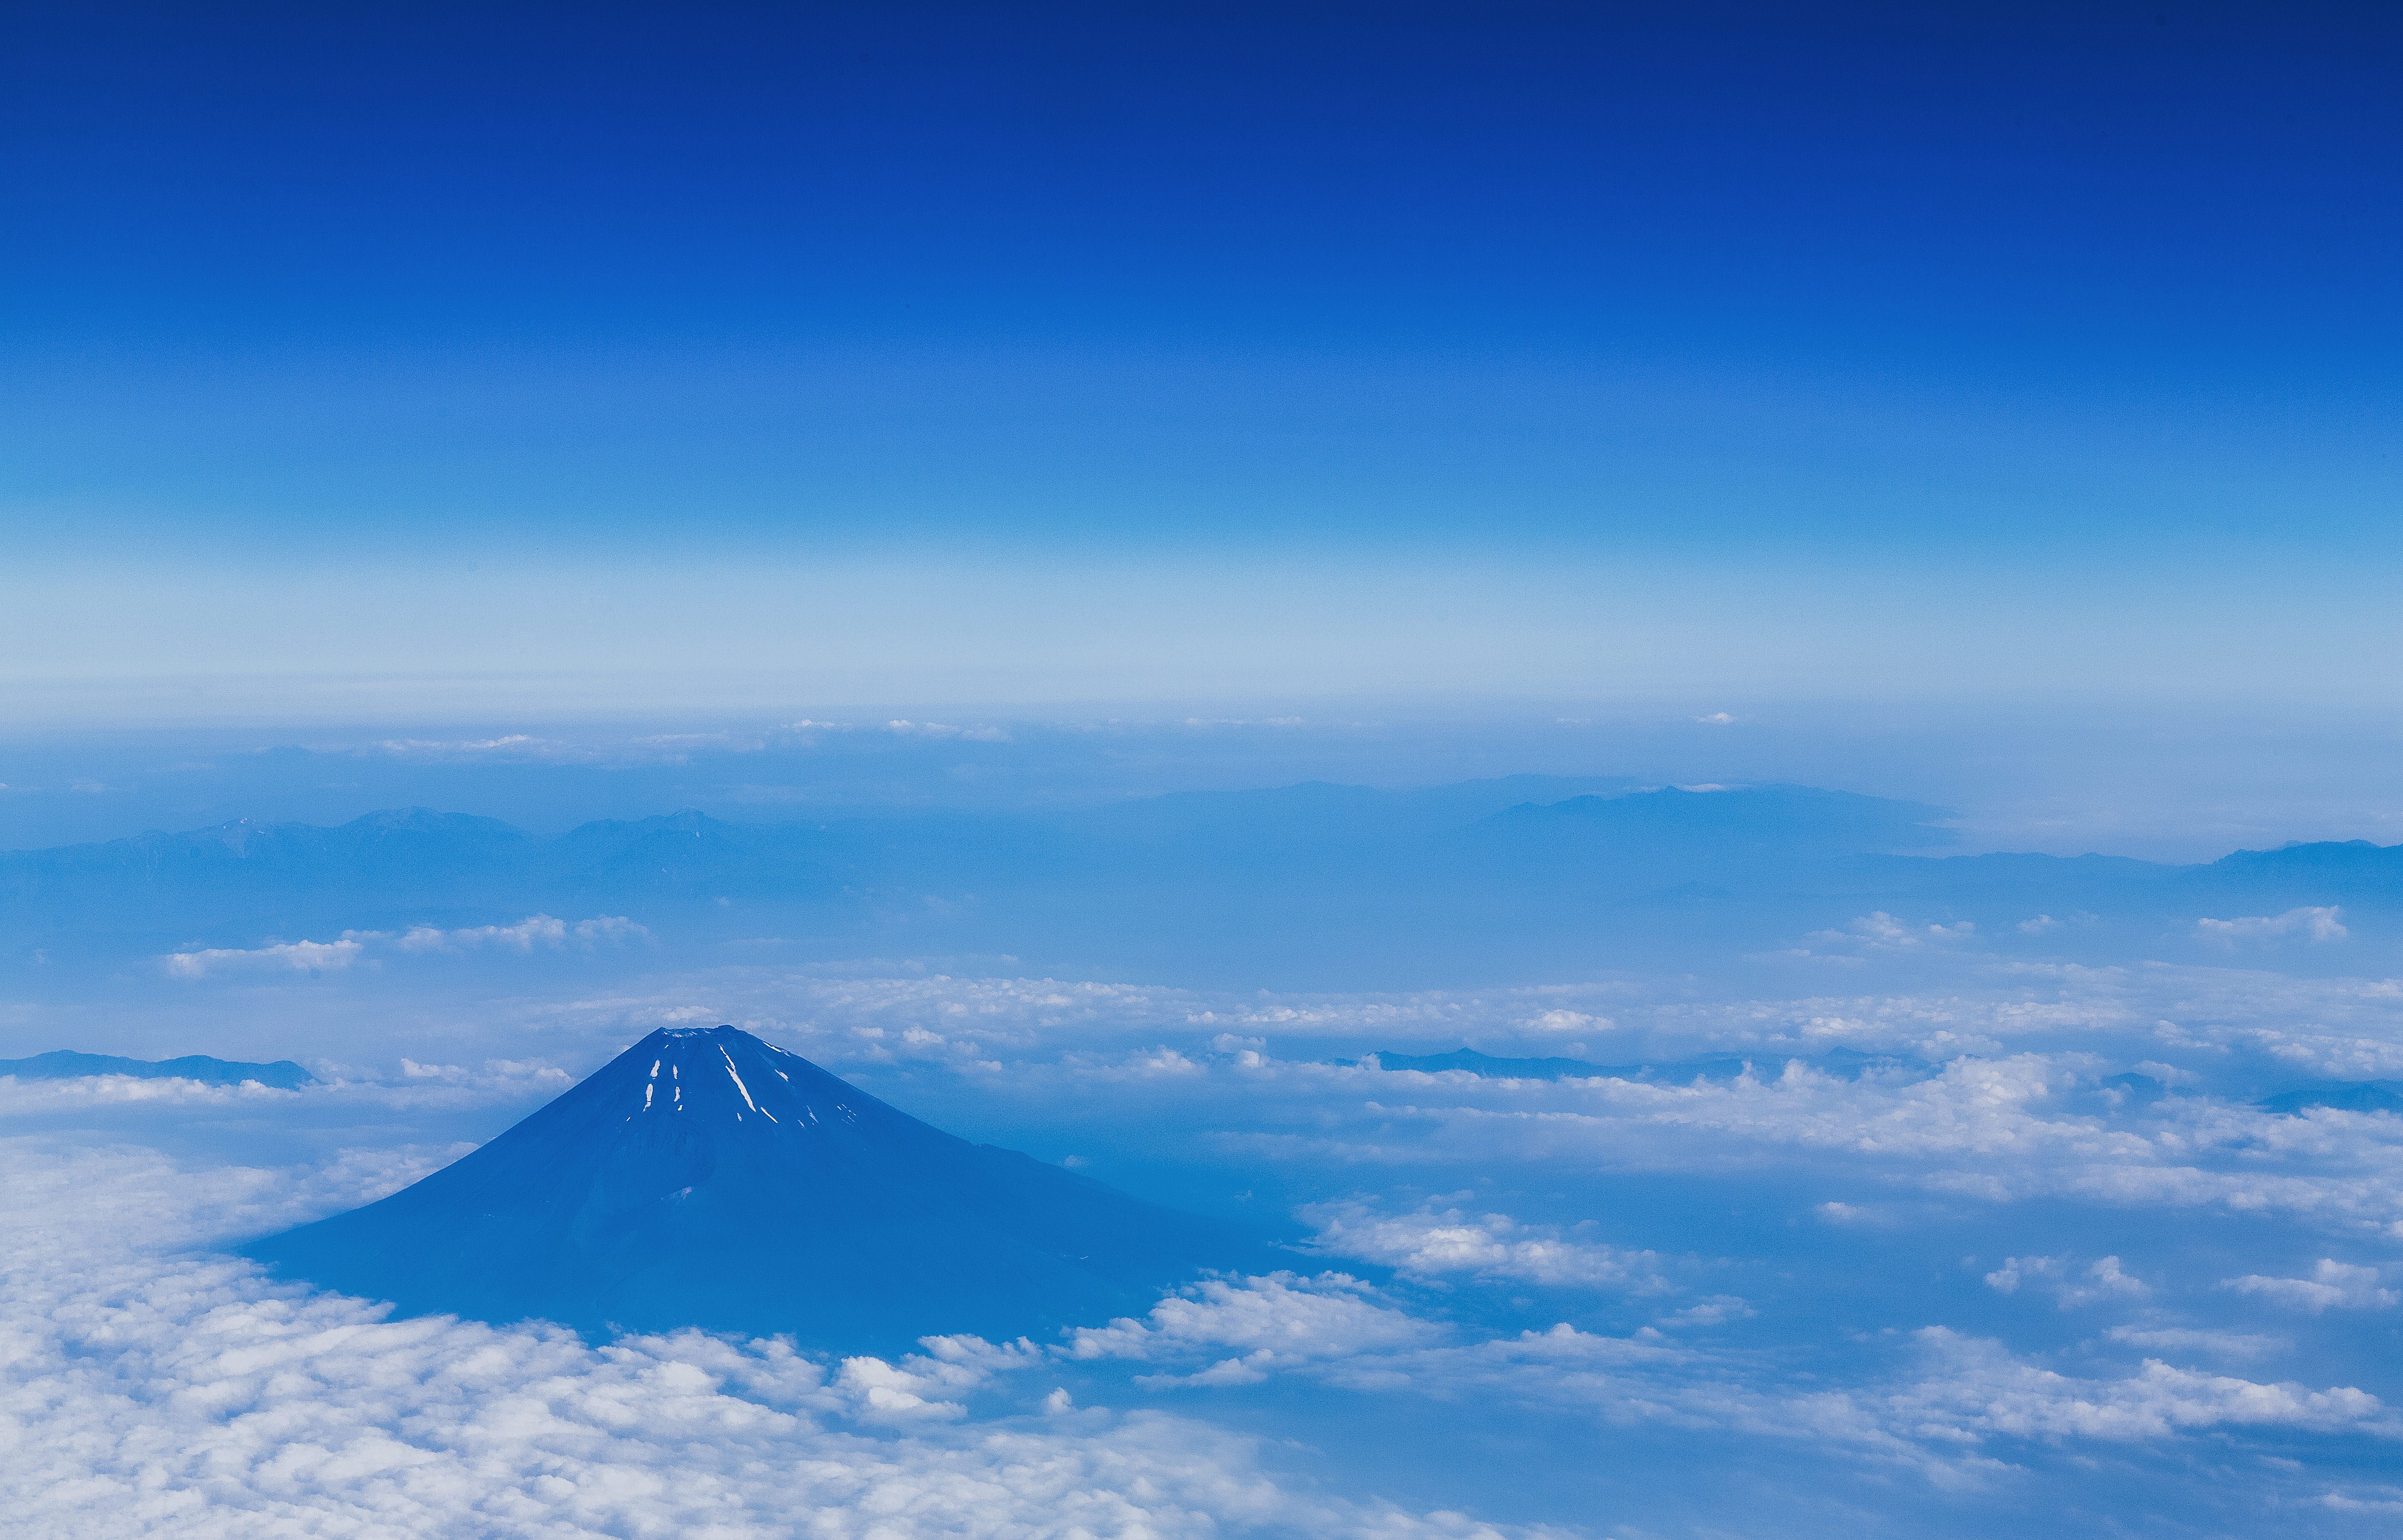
top-left (245, 1026), bottom-right (1263, 1351)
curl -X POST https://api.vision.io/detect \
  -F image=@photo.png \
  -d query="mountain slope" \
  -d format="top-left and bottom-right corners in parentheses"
top-left (243, 1026), bottom-right (1265, 1351)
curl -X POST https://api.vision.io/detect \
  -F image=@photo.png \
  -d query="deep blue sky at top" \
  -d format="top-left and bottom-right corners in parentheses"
top-left (7, 1), bottom-right (2398, 569)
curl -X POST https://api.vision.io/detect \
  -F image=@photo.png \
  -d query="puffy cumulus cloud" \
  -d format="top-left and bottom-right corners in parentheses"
top-left (164, 916), bottom-right (645, 979)
top-left (0, 1145), bottom-right (1550, 1540)
top-left (1982, 1255), bottom-right (2151, 1308)
top-left (2196, 906), bottom-right (2349, 945)
top-left (1067, 1274), bottom-right (1440, 1388)
top-left (0, 1138), bottom-right (462, 1265)
top-left (1050, 1276), bottom-right (2394, 1482)
top-left (1300, 1200), bottom-right (1674, 1293)
top-left (1222, 1052), bottom-right (2403, 1237)
top-left (834, 1335), bottom-right (1046, 1421)
top-left (2224, 1261), bottom-right (2400, 1313)
top-left (1061, 1277), bottom-right (1726, 1407)
top-left (1872, 1328), bottom-right (2392, 1445)
top-left (8, 1136), bottom-right (2394, 1521)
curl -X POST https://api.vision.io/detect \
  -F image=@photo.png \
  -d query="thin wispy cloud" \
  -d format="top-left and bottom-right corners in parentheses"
top-left (164, 916), bottom-right (647, 977)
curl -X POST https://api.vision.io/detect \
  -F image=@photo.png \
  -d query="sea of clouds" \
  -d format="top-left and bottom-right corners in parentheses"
top-left (5, 933), bottom-right (2403, 1535)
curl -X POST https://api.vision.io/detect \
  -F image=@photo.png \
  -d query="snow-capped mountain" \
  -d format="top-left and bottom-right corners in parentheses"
top-left (244, 1025), bottom-right (1265, 1351)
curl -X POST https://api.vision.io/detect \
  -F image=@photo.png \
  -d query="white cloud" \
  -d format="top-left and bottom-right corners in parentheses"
top-left (8, 1127), bottom-right (2395, 1525)
top-left (1983, 1255), bottom-right (2150, 1308)
top-left (162, 937), bottom-right (367, 977)
top-left (0, 1146), bottom-right (1546, 1540)
top-left (883, 720), bottom-right (1009, 741)
top-left (1067, 1273), bottom-right (1439, 1388)
top-left (164, 916), bottom-right (645, 977)
top-left (374, 733), bottom-right (546, 755)
top-left (2224, 1261), bottom-right (2400, 1313)
top-left (1802, 913), bottom-right (1977, 954)
top-left (2104, 1326), bottom-right (2287, 1361)
top-left (1055, 1275), bottom-right (2393, 1478)
top-left (1302, 1200), bottom-right (1673, 1292)
top-left (0, 1075), bottom-right (304, 1111)
top-left (396, 915), bottom-right (647, 952)
top-left (1873, 1327), bottom-right (2389, 1445)
top-left (1653, 1295), bottom-right (1755, 1329)
top-left (2196, 907), bottom-right (2348, 945)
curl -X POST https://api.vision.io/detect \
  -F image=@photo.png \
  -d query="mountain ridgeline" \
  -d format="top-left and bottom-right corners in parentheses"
top-left (3, 778), bottom-right (2400, 985)
top-left (244, 1026), bottom-right (1269, 1352)
top-left (0, 1050), bottom-right (314, 1088)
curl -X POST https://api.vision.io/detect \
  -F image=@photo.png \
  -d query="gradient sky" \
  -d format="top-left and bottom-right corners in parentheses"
top-left (13, 20), bottom-right (2403, 1529)
top-left (5, 3), bottom-right (2399, 715)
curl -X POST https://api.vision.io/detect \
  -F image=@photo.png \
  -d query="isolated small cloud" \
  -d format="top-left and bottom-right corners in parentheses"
top-left (2105, 1326), bottom-right (2286, 1361)
top-left (373, 734), bottom-right (563, 759)
top-left (2224, 1260), bottom-right (2398, 1313)
top-left (1808, 912), bottom-right (1976, 952)
top-left (2196, 907), bottom-right (2348, 946)
top-left (1653, 1295), bottom-right (1755, 1329)
top-left (1984, 1255), bottom-right (2150, 1308)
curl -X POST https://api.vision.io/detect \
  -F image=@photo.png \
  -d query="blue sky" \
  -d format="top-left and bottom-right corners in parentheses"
top-left (9, 16), bottom-right (2403, 1532)
top-left (5, 3), bottom-right (2400, 716)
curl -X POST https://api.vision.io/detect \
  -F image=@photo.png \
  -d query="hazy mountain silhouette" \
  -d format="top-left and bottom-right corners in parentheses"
top-left (8, 780), bottom-right (2403, 984)
top-left (0, 1050), bottom-right (313, 1088)
top-left (2258, 1080), bottom-right (2403, 1116)
top-left (243, 1026), bottom-right (1269, 1351)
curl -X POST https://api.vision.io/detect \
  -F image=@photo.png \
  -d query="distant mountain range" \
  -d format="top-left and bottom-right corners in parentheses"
top-left (2257, 1081), bottom-right (2403, 1116)
top-left (2, 778), bottom-right (2397, 985)
top-left (1356, 1049), bottom-right (2403, 1117)
top-left (243, 1026), bottom-right (1269, 1351)
top-left (0, 1050), bottom-right (314, 1089)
